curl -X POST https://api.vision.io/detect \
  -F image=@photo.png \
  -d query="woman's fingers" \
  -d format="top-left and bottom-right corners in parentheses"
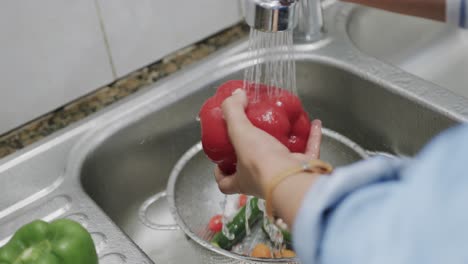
top-left (214, 166), bottom-right (225, 183)
top-left (305, 119), bottom-right (322, 159)
top-left (221, 89), bottom-right (248, 125)
top-left (221, 89), bottom-right (256, 147)
top-left (214, 166), bottom-right (240, 194)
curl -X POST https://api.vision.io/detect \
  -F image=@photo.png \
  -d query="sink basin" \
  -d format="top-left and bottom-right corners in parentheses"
top-left (347, 6), bottom-right (468, 98)
top-left (1, 2), bottom-right (467, 264)
top-left (80, 59), bottom-right (456, 264)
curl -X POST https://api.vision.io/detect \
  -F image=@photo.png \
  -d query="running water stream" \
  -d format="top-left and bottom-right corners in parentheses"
top-left (243, 29), bottom-right (297, 99)
top-left (221, 28), bottom-right (296, 253)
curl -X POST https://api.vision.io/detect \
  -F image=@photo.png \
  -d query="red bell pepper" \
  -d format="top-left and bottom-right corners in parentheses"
top-left (199, 80), bottom-right (311, 175)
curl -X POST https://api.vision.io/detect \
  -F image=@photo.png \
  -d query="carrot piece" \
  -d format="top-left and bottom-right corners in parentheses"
top-left (281, 249), bottom-right (296, 258)
top-left (251, 243), bottom-right (272, 258)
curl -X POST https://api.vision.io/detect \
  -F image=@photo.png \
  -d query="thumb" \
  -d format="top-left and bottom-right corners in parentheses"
top-left (221, 88), bottom-right (258, 148)
top-left (221, 88), bottom-right (251, 130)
top-left (305, 119), bottom-right (322, 159)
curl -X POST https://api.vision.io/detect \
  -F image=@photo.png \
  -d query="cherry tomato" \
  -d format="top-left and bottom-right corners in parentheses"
top-left (208, 214), bottom-right (223, 232)
top-left (238, 194), bottom-right (248, 208)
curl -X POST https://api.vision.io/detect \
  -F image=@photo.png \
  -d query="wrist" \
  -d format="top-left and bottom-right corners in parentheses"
top-left (263, 160), bottom-right (333, 224)
top-left (271, 172), bottom-right (319, 225)
top-left (257, 157), bottom-right (300, 198)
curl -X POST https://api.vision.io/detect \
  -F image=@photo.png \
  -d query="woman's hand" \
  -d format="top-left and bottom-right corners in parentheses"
top-left (214, 89), bottom-right (323, 199)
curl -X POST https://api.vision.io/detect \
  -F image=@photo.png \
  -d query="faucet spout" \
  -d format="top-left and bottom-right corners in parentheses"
top-left (243, 0), bottom-right (324, 42)
top-left (243, 0), bottom-right (299, 32)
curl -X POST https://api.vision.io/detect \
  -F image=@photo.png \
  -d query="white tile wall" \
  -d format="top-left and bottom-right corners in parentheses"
top-left (0, 1), bottom-right (243, 136)
top-left (0, 0), bottom-right (114, 134)
top-left (97, 0), bottom-right (243, 78)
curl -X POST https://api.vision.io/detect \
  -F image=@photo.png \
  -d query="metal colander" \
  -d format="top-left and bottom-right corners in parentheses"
top-left (163, 128), bottom-right (368, 264)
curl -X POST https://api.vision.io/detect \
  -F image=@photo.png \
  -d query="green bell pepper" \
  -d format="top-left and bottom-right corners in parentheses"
top-left (0, 219), bottom-right (98, 264)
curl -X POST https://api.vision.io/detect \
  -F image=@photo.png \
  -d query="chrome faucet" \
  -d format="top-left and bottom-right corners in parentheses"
top-left (243, 0), bottom-right (323, 42)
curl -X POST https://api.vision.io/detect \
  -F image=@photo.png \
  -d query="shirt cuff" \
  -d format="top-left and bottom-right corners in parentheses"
top-left (447, 0), bottom-right (468, 28)
top-left (292, 156), bottom-right (406, 264)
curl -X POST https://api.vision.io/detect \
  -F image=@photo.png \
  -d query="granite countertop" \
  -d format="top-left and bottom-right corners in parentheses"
top-left (0, 24), bottom-right (249, 159)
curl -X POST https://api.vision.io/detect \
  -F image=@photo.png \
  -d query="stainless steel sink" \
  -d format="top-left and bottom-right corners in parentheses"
top-left (80, 59), bottom-right (458, 264)
top-left (347, 5), bottom-right (468, 98)
top-left (1, 2), bottom-right (467, 264)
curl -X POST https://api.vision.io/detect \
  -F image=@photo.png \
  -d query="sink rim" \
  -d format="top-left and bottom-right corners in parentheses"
top-left (343, 3), bottom-right (468, 99)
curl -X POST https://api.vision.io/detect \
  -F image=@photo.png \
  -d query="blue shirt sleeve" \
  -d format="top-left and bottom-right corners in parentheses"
top-left (293, 124), bottom-right (468, 264)
top-left (447, 0), bottom-right (468, 28)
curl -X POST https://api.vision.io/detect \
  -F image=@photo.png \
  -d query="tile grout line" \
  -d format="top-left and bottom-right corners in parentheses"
top-left (93, 0), bottom-right (118, 79)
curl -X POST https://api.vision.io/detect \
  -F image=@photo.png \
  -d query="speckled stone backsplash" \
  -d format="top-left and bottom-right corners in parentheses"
top-left (0, 24), bottom-right (249, 159)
